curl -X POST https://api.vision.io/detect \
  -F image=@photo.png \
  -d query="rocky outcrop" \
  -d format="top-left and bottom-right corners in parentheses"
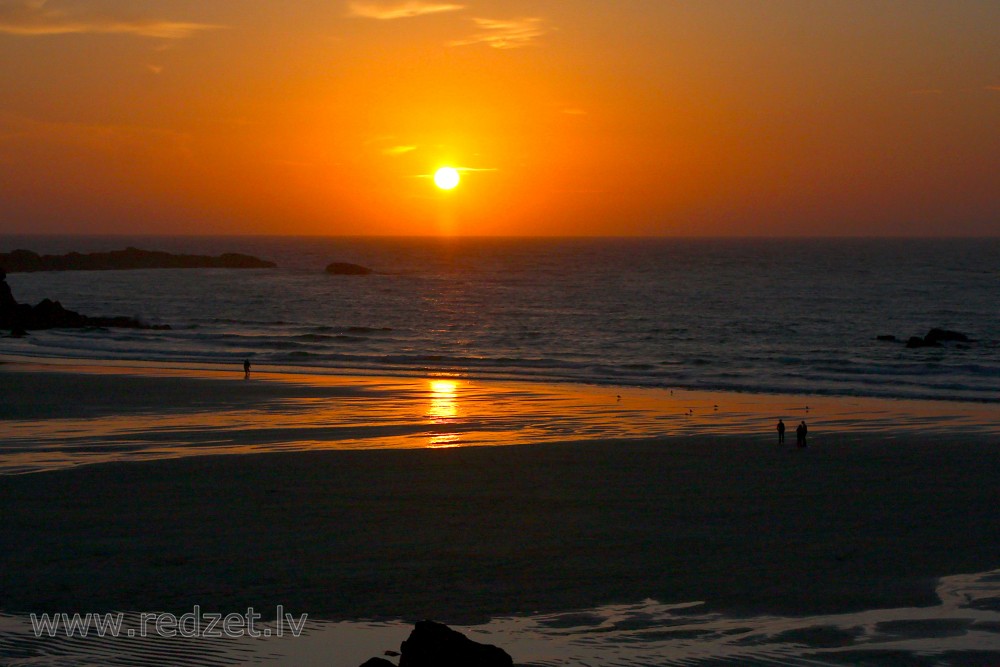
top-left (905, 328), bottom-right (972, 349)
top-left (877, 329), bottom-right (973, 349)
top-left (358, 659), bottom-right (397, 667)
top-left (326, 262), bottom-right (373, 275)
top-left (0, 269), bottom-right (169, 333)
top-left (0, 247), bottom-right (275, 273)
top-left (923, 328), bottom-right (970, 344)
top-left (357, 621), bottom-right (513, 667)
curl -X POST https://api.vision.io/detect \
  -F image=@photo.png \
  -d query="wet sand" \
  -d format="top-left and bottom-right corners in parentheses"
top-left (1, 359), bottom-right (1000, 627)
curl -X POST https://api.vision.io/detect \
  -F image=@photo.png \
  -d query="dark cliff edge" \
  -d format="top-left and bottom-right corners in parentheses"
top-left (1, 269), bottom-right (170, 334)
top-left (0, 247), bottom-right (276, 272)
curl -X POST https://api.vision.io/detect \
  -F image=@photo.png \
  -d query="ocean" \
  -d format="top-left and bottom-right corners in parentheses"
top-left (2, 236), bottom-right (998, 403)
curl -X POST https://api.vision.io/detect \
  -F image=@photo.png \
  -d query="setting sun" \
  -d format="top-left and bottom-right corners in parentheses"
top-left (433, 167), bottom-right (461, 191)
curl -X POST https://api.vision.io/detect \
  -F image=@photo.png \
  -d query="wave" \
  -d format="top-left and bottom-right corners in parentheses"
top-left (7, 333), bottom-right (1000, 404)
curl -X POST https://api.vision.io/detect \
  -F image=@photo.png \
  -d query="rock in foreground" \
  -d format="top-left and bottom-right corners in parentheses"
top-left (0, 247), bottom-right (275, 272)
top-left (326, 262), bottom-right (373, 275)
top-left (357, 621), bottom-right (513, 667)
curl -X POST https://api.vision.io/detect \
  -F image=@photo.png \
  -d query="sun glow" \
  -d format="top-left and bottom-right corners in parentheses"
top-left (433, 167), bottom-right (460, 190)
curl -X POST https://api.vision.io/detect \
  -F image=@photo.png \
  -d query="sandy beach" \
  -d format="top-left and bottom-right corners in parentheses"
top-left (2, 358), bottom-right (999, 639)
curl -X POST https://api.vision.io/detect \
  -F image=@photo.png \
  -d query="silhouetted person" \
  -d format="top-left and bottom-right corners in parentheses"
top-left (796, 421), bottom-right (807, 448)
top-left (243, 358), bottom-right (251, 379)
top-left (777, 419), bottom-right (785, 444)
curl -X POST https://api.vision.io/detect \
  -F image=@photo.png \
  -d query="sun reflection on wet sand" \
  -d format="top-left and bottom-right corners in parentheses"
top-left (428, 379), bottom-right (459, 421)
top-left (427, 379), bottom-right (463, 448)
top-left (1, 358), bottom-right (998, 473)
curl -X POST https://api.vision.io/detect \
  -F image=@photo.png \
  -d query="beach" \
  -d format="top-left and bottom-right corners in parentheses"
top-left (2, 359), bottom-right (1000, 664)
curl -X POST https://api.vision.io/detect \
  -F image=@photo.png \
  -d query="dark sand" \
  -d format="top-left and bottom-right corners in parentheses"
top-left (2, 360), bottom-right (999, 628)
top-left (3, 433), bottom-right (1000, 624)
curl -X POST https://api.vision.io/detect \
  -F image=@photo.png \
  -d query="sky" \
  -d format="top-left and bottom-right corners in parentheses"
top-left (0, 0), bottom-right (997, 236)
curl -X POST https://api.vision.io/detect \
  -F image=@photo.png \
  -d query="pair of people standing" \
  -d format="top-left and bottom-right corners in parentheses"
top-left (776, 419), bottom-right (807, 447)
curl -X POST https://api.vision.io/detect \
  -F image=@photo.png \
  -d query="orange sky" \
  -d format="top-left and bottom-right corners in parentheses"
top-left (1, 0), bottom-right (998, 236)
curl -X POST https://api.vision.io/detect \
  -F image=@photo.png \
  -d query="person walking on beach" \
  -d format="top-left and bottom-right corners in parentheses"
top-left (243, 358), bottom-right (251, 379)
top-left (777, 419), bottom-right (786, 444)
top-left (796, 421), bottom-right (808, 448)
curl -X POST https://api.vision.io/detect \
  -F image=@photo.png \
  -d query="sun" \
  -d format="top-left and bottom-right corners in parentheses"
top-left (433, 167), bottom-right (460, 190)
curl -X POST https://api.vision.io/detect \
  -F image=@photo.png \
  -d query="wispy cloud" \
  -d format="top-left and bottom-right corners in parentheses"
top-left (383, 145), bottom-right (417, 156)
top-left (908, 88), bottom-right (943, 96)
top-left (449, 17), bottom-right (547, 49)
top-left (414, 166), bottom-right (497, 178)
top-left (562, 108), bottom-right (586, 116)
top-left (348, 1), bottom-right (464, 20)
top-left (986, 85), bottom-right (1000, 92)
top-left (0, 0), bottom-right (222, 38)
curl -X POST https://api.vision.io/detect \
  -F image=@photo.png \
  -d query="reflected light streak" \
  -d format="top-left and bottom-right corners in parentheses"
top-left (427, 379), bottom-right (462, 447)
top-left (428, 433), bottom-right (462, 449)
top-left (428, 380), bottom-right (459, 421)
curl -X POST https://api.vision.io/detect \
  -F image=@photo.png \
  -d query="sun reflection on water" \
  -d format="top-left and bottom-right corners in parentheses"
top-left (427, 379), bottom-right (462, 447)
top-left (428, 380), bottom-right (459, 420)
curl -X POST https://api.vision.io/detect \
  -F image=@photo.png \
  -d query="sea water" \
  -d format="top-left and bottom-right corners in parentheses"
top-left (2, 236), bottom-right (998, 402)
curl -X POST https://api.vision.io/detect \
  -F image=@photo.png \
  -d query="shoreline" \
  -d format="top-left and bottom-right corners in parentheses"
top-left (2, 354), bottom-right (998, 476)
top-left (3, 346), bottom-right (999, 406)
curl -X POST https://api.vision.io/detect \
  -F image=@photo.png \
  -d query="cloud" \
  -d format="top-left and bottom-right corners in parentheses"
top-left (986, 85), bottom-right (1000, 92)
top-left (449, 17), bottom-right (547, 49)
top-left (0, 0), bottom-right (222, 38)
top-left (561, 108), bottom-right (586, 116)
top-left (383, 145), bottom-right (417, 156)
top-left (348, 1), bottom-right (464, 20)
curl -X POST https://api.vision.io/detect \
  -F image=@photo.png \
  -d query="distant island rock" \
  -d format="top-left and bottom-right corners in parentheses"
top-left (878, 328), bottom-right (973, 349)
top-left (357, 621), bottom-right (513, 667)
top-left (0, 269), bottom-right (169, 334)
top-left (325, 262), bottom-right (373, 275)
top-left (0, 247), bottom-right (275, 273)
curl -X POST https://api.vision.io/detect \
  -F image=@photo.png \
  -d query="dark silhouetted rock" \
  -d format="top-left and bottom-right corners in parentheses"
top-left (0, 247), bottom-right (275, 273)
top-left (905, 328), bottom-right (973, 349)
top-left (358, 659), bottom-right (397, 667)
top-left (0, 271), bottom-right (170, 332)
top-left (923, 328), bottom-right (970, 344)
top-left (876, 335), bottom-right (898, 342)
top-left (0, 268), bottom-right (16, 311)
top-left (398, 621), bottom-right (513, 667)
top-left (325, 262), bottom-right (373, 275)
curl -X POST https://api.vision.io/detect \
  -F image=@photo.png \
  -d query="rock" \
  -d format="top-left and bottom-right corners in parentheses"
top-left (0, 247), bottom-right (275, 273)
top-left (0, 269), bottom-right (16, 308)
top-left (358, 659), bottom-right (397, 667)
top-left (904, 328), bottom-right (973, 349)
top-left (876, 335), bottom-right (898, 342)
top-left (906, 336), bottom-right (940, 349)
top-left (0, 271), bottom-right (170, 332)
top-left (398, 621), bottom-right (513, 667)
top-left (325, 262), bottom-right (373, 276)
top-left (923, 328), bottom-right (970, 344)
